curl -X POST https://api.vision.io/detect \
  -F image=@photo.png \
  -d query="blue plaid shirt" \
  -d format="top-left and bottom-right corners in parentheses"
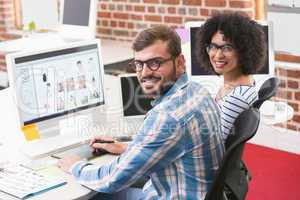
top-left (71, 73), bottom-right (224, 200)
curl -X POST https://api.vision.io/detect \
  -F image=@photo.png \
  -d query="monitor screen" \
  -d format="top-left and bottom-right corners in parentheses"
top-left (8, 41), bottom-right (104, 125)
top-left (120, 75), bottom-right (152, 117)
top-left (62, 0), bottom-right (90, 26)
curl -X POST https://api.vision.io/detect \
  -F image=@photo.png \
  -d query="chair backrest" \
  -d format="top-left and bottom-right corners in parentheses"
top-left (253, 77), bottom-right (280, 109)
top-left (205, 107), bottom-right (260, 200)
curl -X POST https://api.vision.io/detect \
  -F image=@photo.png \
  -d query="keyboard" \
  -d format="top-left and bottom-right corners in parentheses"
top-left (0, 164), bottom-right (66, 199)
top-left (20, 135), bottom-right (91, 159)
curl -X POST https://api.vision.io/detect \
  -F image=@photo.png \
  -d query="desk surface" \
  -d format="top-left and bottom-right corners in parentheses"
top-left (0, 146), bottom-right (117, 200)
top-left (0, 74), bottom-right (122, 199)
top-left (260, 100), bottom-right (294, 125)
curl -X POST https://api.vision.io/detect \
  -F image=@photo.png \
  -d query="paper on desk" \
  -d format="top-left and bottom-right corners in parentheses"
top-left (22, 157), bottom-right (58, 171)
top-left (39, 165), bottom-right (63, 178)
top-left (0, 191), bottom-right (19, 200)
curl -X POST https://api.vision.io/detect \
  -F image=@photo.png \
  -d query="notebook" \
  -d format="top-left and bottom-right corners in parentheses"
top-left (0, 164), bottom-right (66, 199)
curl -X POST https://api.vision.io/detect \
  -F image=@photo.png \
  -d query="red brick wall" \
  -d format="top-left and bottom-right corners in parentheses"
top-left (0, 0), bottom-right (255, 71)
top-left (0, 0), bottom-right (256, 40)
top-left (0, 0), bottom-right (15, 34)
top-left (97, 0), bottom-right (255, 40)
top-left (0, 54), bottom-right (5, 71)
top-left (275, 66), bottom-right (300, 132)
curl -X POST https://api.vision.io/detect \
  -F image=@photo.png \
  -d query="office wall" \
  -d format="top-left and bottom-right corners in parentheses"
top-left (0, 0), bottom-right (11, 73)
top-left (97, 0), bottom-right (255, 40)
top-left (0, 0), bottom-right (256, 71)
top-left (0, 0), bottom-right (15, 34)
top-left (0, 0), bottom-right (256, 40)
top-left (275, 65), bottom-right (300, 132)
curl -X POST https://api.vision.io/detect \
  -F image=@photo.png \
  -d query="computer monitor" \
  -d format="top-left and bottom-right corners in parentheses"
top-left (59, 0), bottom-right (97, 39)
top-left (6, 40), bottom-right (105, 137)
top-left (119, 74), bottom-right (152, 118)
top-left (184, 20), bottom-right (275, 95)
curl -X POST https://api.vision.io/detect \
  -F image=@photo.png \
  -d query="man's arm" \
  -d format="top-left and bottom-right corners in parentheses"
top-left (70, 111), bottom-right (185, 193)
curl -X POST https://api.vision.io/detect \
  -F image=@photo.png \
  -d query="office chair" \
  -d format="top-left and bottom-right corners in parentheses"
top-left (204, 107), bottom-right (260, 200)
top-left (253, 77), bottom-right (280, 109)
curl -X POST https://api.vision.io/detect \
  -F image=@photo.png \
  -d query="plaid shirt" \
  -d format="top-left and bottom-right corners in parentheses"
top-left (71, 73), bottom-right (224, 200)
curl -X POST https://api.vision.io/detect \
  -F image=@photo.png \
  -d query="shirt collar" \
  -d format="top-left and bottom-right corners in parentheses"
top-left (151, 73), bottom-right (188, 107)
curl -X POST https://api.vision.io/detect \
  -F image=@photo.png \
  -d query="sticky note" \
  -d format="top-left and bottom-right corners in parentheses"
top-left (22, 124), bottom-right (40, 141)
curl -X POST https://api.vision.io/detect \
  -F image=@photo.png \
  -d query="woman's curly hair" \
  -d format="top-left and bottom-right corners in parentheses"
top-left (196, 12), bottom-right (267, 75)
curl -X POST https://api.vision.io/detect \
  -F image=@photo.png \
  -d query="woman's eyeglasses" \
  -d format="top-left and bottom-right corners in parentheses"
top-left (206, 43), bottom-right (235, 56)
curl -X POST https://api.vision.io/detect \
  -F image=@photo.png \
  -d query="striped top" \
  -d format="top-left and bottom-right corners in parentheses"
top-left (70, 73), bottom-right (225, 200)
top-left (216, 85), bottom-right (258, 139)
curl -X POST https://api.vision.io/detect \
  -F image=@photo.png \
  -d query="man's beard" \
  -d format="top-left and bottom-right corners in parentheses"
top-left (141, 76), bottom-right (176, 99)
top-left (141, 61), bottom-right (177, 98)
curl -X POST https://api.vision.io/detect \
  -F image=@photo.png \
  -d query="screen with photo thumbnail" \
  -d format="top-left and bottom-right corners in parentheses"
top-left (14, 44), bottom-right (104, 125)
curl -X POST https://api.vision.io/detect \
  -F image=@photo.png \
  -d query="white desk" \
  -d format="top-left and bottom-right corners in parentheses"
top-left (260, 100), bottom-right (294, 125)
top-left (0, 74), bottom-right (124, 200)
top-left (0, 86), bottom-right (92, 199)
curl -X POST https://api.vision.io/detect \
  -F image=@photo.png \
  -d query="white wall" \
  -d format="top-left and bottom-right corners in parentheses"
top-left (21, 0), bottom-right (58, 30)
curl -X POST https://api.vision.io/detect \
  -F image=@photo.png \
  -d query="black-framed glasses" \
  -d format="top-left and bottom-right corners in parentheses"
top-left (130, 57), bottom-right (173, 72)
top-left (206, 43), bottom-right (235, 56)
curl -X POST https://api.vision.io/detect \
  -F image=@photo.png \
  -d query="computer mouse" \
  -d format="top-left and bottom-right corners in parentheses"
top-left (92, 148), bottom-right (109, 157)
top-left (92, 140), bottom-right (115, 157)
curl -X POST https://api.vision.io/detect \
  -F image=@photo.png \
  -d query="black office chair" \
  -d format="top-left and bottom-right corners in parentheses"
top-left (204, 107), bottom-right (260, 200)
top-left (253, 77), bottom-right (280, 109)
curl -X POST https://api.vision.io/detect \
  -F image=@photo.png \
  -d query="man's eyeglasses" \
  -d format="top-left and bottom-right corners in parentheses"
top-left (206, 43), bottom-right (235, 56)
top-left (130, 57), bottom-right (173, 72)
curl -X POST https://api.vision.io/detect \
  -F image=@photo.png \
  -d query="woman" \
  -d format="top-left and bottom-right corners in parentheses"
top-left (196, 12), bottom-right (267, 139)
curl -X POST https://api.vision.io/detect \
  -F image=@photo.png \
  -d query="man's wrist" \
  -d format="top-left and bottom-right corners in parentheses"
top-left (69, 161), bottom-right (88, 175)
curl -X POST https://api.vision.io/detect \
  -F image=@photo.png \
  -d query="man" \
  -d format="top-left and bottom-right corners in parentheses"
top-left (58, 25), bottom-right (224, 199)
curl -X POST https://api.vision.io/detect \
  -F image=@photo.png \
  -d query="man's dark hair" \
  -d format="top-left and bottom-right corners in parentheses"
top-left (132, 25), bottom-right (181, 57)
top-left (196, 12), bottom-right (267, 75)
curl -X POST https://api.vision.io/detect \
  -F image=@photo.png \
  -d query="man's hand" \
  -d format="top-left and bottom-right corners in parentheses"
top-left (90, 135), bottom-right (128, 155)
top-left (57, 154), bottom-right (81, 173)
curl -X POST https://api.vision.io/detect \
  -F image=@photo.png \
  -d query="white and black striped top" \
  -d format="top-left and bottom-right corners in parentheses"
top-left (216, 85), bottom-right (258, 139)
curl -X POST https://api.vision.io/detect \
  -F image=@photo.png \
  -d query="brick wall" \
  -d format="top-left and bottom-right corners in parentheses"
top-left (97, 0), bottom-right (255, 40)
top-left (0, 0), bottom-right (255, 71)
top-left (275, 66), bottom-right (300, 132)
top-left (0, 0), bottom-right (15, 34)
top-left (0, 0), bottom-right (15, 72)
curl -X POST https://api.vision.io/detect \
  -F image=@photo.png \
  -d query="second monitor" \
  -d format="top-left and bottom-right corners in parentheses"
top-left (119, 74), bottom-right (152, 118)
top-left (59, 0), bottom-right (98, 39)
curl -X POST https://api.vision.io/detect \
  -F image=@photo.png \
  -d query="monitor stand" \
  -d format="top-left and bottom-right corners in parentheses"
top-left (36, 109), bottom-right (105, 140)
top-left (59, 113), bottom-right (94, 139)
